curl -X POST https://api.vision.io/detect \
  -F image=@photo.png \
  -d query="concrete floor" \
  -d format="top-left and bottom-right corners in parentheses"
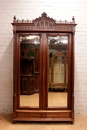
top-left (0, 114), bottom-right (87, 130)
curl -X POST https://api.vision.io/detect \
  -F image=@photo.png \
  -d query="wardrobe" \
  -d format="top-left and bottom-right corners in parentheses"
top-left (11, 12), bottom-right (77, 123)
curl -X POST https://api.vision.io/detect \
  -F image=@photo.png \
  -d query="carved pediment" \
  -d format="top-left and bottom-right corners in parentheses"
top-left (12, 12), bottom-right (76, 32)
top-left (33, 12), bottom-right (56, 29)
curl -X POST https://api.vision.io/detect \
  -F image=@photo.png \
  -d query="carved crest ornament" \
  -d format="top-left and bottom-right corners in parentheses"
top-left (12, 12), bottom-right (76, 32)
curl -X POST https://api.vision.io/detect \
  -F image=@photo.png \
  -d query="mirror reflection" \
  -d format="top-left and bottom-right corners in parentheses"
top-left (20, 35), bottom-right (40, 107)
top-left (48, 35), bottom-right (68, 107)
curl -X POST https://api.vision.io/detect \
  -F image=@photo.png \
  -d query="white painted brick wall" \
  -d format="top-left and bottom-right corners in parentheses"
top-left (0, 0), bottom-right (87, 114)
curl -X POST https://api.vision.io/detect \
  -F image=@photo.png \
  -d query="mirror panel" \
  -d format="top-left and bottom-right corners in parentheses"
top-left (48, 35), bottom-right (68, 107)
top-left (20, 35), bottom-right (40, 107)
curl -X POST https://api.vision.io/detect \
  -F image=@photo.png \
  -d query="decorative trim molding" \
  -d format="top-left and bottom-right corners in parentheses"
top-left (12, 12), bottom-right (76, 32)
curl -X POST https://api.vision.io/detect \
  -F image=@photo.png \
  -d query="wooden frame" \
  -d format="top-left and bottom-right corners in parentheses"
top-left (11, 12), bottom-right (77, 123)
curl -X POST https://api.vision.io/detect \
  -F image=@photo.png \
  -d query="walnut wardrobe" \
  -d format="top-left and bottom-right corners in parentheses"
top-left (11, 13), bottom-right (77, 123)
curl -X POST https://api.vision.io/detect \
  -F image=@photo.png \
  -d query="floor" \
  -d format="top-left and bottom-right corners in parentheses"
top-left (0, 114), bottom-right (87, 130)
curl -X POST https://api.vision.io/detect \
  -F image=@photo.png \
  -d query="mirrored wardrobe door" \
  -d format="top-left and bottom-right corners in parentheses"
top-left (19, 35), bottom-right (40, 107)
top-left (48, 34), bottom-right (68, 107)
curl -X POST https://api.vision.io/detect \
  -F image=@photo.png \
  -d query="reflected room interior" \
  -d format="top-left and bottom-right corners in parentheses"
top-left (48, 35), bottom-right (68, 107)
top-left (20, 35), bottom-right (40, 107)
top-left (20, 35), bottom-right (68, 107)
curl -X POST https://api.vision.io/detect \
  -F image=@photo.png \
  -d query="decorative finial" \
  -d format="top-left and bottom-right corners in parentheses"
top-left (42, 12), bottom-right (47, 17)
top-left (72, 16), bottom-right (75, 22)
top-left (13, 15), bottom-right (16, 21)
